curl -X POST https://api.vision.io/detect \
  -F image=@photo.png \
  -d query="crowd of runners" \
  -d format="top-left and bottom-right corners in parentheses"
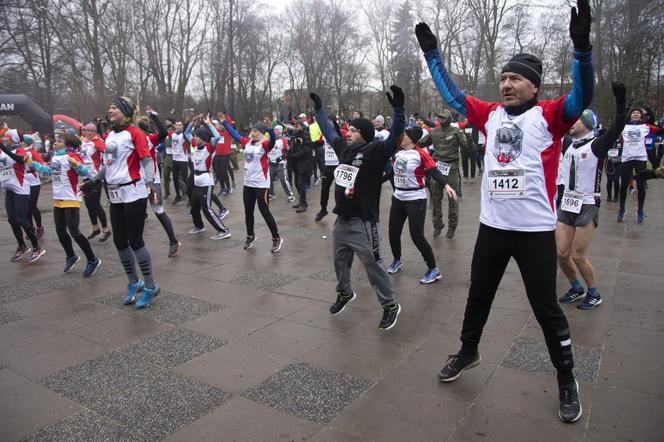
top-left (2, 0), bottom-right (664, 426)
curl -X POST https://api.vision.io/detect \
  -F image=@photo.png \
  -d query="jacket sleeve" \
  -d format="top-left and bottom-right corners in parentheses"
top-left (149, 112), bottom-right (168, 143)
top-left (562, 50), bottom-right (594, 122)
top-left (591, 91), bottom-right (626, 159)
top-left (423, 48), bottom-right (467, 116)
top-left (381, 106), bottom-right (405, 160)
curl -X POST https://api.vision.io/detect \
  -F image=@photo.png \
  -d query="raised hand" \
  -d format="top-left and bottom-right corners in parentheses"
top-left (146, 105), bottom-right (156, 115)
top-left (569, 0), bottom-right (592, 51)
top-left (611, 81), bottom-right (626, 100)
top-left (385, 85), bottom-right (405, 108)
top-left (415, 22), bottom-right (438, 53)
top-left (310, 93), bottom-right (322, 112)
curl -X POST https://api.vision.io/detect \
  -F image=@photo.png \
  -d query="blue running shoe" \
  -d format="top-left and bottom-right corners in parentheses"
top-left (136, 284), bottom-right (160, 309)
top-left (420, 267), bottom-right (442, 284)
top-left (636, 211), bottom-right (645, 224)
top-left (64, 255), bottom-right (80, 273)
top-left (387, 259), bottom-right (403, 274)
top-left (123, 280), bottom-right (144, 305)
top-left (617, 209), bottom-right (625, 223)
top-left (559, 287), bottom-right (586, 304)
top-left (577, 292), bottom-right (602, 310)
top-left (82, 258), bottom-right (101, 277)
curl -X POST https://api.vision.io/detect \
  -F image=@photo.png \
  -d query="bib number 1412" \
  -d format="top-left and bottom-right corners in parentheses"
top-left (488, 169), bottom-right (525, 198)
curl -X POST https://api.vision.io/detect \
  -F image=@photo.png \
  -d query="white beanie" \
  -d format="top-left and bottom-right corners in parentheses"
top-left (374, 115), bottom-right (385, 125)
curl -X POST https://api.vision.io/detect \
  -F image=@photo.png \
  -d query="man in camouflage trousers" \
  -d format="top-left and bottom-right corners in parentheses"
top-left (419, 110), bottom-right (466, 239)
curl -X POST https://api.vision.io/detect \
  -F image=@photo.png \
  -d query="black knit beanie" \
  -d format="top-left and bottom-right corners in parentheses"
top-left (501, 54), bottom-right (542, 88)
top-left (349, 118), bottom-right (374, 144)
top-left (405, 127), bottom-right (423, 144)
top-left (195, 127), bottom-right (212, 143)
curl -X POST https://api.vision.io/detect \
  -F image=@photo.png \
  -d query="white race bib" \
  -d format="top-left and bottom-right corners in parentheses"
top-left (334, 164), bottom-right (359, 188)
top-left (561, 190), bottom-right (584, 214)
top-left (51, 172), bottom-right (64, 186)
top-left (0, 167), bottom-right (15, 183)
top-left (107, 184), bottom-right (123, 204)
top-left (436, 161), bottom-right (451, 176)
top-left (165, 146), bottom-right (174, 155)
top-left (607, 148), bottom-right (619, 158)
top-left (394, 174), bottom-right (408, 188)
top-left (325, 149), bottom-right (337, 161)
top-left (488, 169), bottom-right (526, 198)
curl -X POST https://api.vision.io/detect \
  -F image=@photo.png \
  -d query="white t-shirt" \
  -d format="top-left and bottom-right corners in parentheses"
top-left (392, 147), bottom-right (437, 201)
top-left (621, 124), bottom-right (651, 162)
top-left (104, 126), bottom-right (149, 203)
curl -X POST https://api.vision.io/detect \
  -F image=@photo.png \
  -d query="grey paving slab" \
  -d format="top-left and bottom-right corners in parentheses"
top-left (243, 361), bottom-right (372, 424)
top-left (0, 307), bottom-right (23, 325)
top-left (0, 318), bottom-right (65, 347)
top-left (229, 270), bottom-right (298, 291)
top-left (0, 365), bottom-right (30, 393)
top-left (38, 349), bottom-right (232, 441)
top-left (182, 307), bottom-right (278, 341)
top-left (19, 409), bottom-right (145, 442)
top-left (70, 314), bottom-right (175, 349)
top-left (239, 320), bottom-right (341, 359)
top-left (95, 291), bottom-right (224, 325)
top-left (501, 336), bottom-right (601, 383)
top-left (119, 328), bottom-right (226, 369)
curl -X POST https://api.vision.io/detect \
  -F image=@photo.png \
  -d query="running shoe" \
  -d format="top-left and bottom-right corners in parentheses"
top-left (446, 228), bottom-right (456, 239)
top-left (433, 227), bottom-right (443, 238)
top-left (27, 247), bottom-right (45, 263)
top-left (617, 209), bottom-right (625, 223)
top-left (287, 195), bottom-right (296, 202)
top-left (559, 287), bottom-right (586, 304)
top-left (135, 284), bottom-right (160, 309)
top-left (218, 208), bottom-right (230, 220)
top-left (636, 210), bottom-right (645, 224)
top-left (63, 255), bottom-right (80, 272)
top-left (35, 226), bottom-right (45, 240)
top-left (329, 291), bottom-right (356, 315)
top-left (314, 176), bottom-right (321, 186)
top-left (11, 246), bottom-right (30, 262)
top-left (168, 241), bottom-right (182, 257)
top-left (271, 237), bottom-right (283, 253)
top-left (172, 196), bottom-right (182, 204)
top-left (188, 227), bottom-right (206, 235)
top-left (292, 203), bottom-right (302, 209)
top-left (82, 258), bottom-right (102, 277)
top-left (99, 230), bottom-right (112, 242)
top-left (386, 259), bottom-right (403, 274)
top-left (315, 209), bottom-right (328, 222)
top-left (379, 303), bottom-right (401, 330)
top-left (269, 194), bottom-right (277, 200)
top-left (211, 231), bottom-right (232, 240)
top-left (628, 187), bottom-right (635, 194)
top-left (559, 379), bottom-right (582, 423)
top-left (87, 229), bottom-right (101, 240)
top-left (123, 280), bottom-right (144, 305)
top-left (438, 352), bottom-right (481, 382)
top-left (577, 292), bottom-right (602, 310)
top-left (296, 205), bottom-right (307, 213)
top-left (420, 267), bottom-right (442, 284)
top-left (244, 235), bottom-right (257, 250)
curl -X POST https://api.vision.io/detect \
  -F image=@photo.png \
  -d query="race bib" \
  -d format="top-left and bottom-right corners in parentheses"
top-left (561, 191), bottom-right (584, 214)
top-left (165, 147), bottom-right (174, 155)
top-left (394, 174), bottom-right (407, 188)
top-left (325, 149), bottom-right (337, 161)
top-left (436, 161), bottom-right (451, 176)
top-left (607, 148), bottom-right (619, 158)
top-left (334, 164), bottom-right (359, 188)
top-left (0, 167), bottom-right (15, 183)
top-left (107, 184), bottom-right (123, 204)
top-left (488, 169), bottom-right (526, 198)
top-left (51, 172), bottom-right (64, 186)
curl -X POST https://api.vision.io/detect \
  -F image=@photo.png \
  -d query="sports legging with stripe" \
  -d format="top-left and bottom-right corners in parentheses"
top-left (191, 185), bottom-right (228, 232)
top-left (54, 207), bottom-right (95, 261)
top-left (243, 186), bottom-right (279, 238)
top-left (110, 198), bottom-right (155, 289)
top-left (388, 197), bottom-right (436, 269)
top-left (459, 223), bottom-right (574, 384)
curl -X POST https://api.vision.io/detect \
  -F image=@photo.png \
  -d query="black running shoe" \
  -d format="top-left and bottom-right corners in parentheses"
top-left (378, 303), bottom-right (401, 330)
top-left (99, 230), bottom-right (112, 242)
top-left (244, 235), bottom-right (257, 250)
top-left (559, 379), bottom-right (582, 423)
top-left (315, 209), bottom-right (328, 222)
top-left (329, 292), bottom-right (356, 315)
top-left (438, 352), bottom-right (481, 382)
top-left (87, 229), bottom-right (101, 240)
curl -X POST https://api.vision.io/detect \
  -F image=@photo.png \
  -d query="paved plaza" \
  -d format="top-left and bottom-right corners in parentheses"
top-left (1, 175), bottom-right (663, 441)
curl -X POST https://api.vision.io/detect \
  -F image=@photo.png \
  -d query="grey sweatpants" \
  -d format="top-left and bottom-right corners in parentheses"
top-left (333, 217), bottom-right (396, 306)
top-left (269, 162), bottom-right (293, 197)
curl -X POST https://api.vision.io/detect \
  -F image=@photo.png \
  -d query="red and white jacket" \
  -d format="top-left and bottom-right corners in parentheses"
top-left (80, 136), bottom-right (105, 175)
top-left (103, 125), bottom-right (150, 203)
top-left (50, 151), bottom-right (87, 201)
top-left (0, 148), bottom-right (31, 195)
top-left (170, 131), bottom-right (189, 162)
top-left (24, 147), bottom-right (46, 186)
top-left (192, 143), bottom-right (215, 187)
top-left (392, 147), bottom-right (437, 202)
top-left (268, 137), bottom-right (288, 164)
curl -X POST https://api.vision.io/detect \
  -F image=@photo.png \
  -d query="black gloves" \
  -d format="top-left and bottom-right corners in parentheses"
top-left (634, 169), bottom-right (657, 182)
top-left (386, 85), bottom-right (405, 108)
top-left (415, 22), bottom-right (438, 52)
top-left (310, 93), bottom-right (322, 112)
top-left (569, 0), bottom-right (592, 51)
top-left (612, 80), bottom-right (626, 110)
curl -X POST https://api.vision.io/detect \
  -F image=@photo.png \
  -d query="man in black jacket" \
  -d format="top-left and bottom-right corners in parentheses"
top-left (309, 85), bottom-right (405, 330)
top-left (287, 121), bottom-right (314, 212)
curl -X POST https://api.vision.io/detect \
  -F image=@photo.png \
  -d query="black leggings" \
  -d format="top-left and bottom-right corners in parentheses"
top-left (29, 185), bottom-right (42, 228)
top-left (191, 185), bottom-right (227, 232)
top-left (243, 186), bottom-right (279, 238)
top-left (54, 207), bottom-right (95, 261)
top-left (83, 181), bottom-right (108, 228)
top-left (605, 161), bottom-right (621, 200)
top-left (460, 224), bottom-right (574, 383)
top-left (320, 165), bottom-right (336, 209)
top-left (172, 161), bottom-right (189, 198)
top-left (213, 155), bottom-right (233, 191)
top-left (388, 197), bottom-right (436, 269)
top-left (461, 149), bottom-right (476, 178)
top-left (619, 160), bottom-right (647, 212)
top-left (5, 190), bottom-right (39, 249)
top-left (110, 198), bottom-right (148, 251)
